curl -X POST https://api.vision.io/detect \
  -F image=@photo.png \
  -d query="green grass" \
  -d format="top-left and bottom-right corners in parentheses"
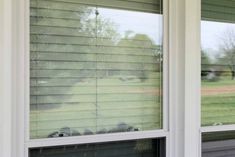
top-left (202, 77), bottom-right (235, 126)
top-left (30, 74), bottom-right (235, 138)
top-left (30, 74), bottom-right (162, 139)
top-left (202, 79), bottom-right (235, 87)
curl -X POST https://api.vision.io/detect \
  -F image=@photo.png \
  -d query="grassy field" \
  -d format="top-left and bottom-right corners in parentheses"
top-left (30, 73), bottom-right (162, 139)
top-left (31, 77), bottom-right (235, 138)
top-left (30, 72), bottom-right (235, 138)
top-left (202, 78), bottom-right (235, 126)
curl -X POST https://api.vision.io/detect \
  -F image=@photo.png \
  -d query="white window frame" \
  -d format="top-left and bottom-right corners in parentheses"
top-left (0, 0), bottom-right (203, 157)
top-left (13, 0), bottom-right (171, 157)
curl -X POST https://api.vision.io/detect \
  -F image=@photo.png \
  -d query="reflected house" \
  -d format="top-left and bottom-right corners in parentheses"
top-left (205, 68), bottom-right (218, 81)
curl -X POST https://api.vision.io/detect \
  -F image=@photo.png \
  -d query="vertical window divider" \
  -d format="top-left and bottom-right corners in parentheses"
top-left (184, 0), bottom-right (201, 156)
top-left (163, 0), bottom-right (169, 133)
top-left (168, 0), bottom-right (201, 157)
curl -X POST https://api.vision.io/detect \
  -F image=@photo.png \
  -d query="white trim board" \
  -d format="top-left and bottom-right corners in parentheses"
top-left (0, 0), bottom-right (13, 156)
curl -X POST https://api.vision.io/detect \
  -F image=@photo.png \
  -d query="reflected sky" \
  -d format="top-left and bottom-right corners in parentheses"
top-left (100, 8), bottom-right (163, 45)
top-left (201, 21), bottom-right (235, 59)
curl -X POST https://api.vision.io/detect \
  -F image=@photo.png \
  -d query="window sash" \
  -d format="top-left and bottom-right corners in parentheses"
top-left (24, 0), bottom-right (169, 151)
top-left (11, 0), bottom-right (170, 156)
top-left (28, 0), bottom-right (165, 140)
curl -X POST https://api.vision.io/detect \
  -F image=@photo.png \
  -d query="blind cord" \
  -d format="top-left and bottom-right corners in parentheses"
top-left (95, 7), bottom-right (99, 133)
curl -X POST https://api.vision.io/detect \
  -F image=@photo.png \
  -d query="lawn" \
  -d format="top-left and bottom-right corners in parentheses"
top-left (30, 73), bottom-right (162, 139)
top-left (30, 73), bottom-right (235, 138)
top-left (202, 78), bottom-right (235, 126)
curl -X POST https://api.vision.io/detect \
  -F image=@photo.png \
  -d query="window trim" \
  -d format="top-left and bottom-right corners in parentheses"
top-left (0, 0), bottom-right (14, 156)
top-left (184, 0), bottom-right (201, 156)
top-left (168, 0), bottom-right (201, 157)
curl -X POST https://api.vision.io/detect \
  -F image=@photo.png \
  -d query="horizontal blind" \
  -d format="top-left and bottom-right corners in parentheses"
top-left (201, 0), bottom-right (235, 126)
top-left (202, 0), bottom-right (235, 23)
top-left (31, 0), bottom-right (162, 13)
top-left (30, 0), bottom-right (163, 139)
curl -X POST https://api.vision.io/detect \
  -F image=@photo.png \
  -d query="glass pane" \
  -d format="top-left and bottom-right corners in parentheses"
top-left (30, 0), bottom-right (163, 139)
top-left (201, 0), bottom-right (235, 126)
top-left (29, 138), bottom-right (165, 157)
top-left (202, 131), bottom-right (235, 157)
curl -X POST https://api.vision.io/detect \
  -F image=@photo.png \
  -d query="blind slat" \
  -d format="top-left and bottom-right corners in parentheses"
top-left (30, 45), bottom-right (158, 56)
top-left (202, 0), bottom-right (235, 23)
top-left (40, 0), bottom-right (161, 13)
top-left (30, 55), bottom-right (160, 64)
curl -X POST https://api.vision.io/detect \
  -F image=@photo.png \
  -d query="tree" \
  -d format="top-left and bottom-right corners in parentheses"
top-left (32, 6), bottom-right (120, 111)
top-left (116, 32), bottom-right (161, 82)
top-left (218, 29), bottom-right (235, 80)
top-left (201, 49), bottom-right (211, 79)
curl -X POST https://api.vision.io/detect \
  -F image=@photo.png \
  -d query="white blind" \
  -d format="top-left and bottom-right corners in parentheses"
top-left (31, 0), bottom-right (162, 13)
top-left (30, 0), bottom-right (163, 139)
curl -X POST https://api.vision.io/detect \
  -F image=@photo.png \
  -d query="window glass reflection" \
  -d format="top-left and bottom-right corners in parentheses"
top-left (201, 21), bottom-right (235, 126)
top-left (30, 1), bottom-right (163, 139)
top-left (202, 131), bottom-right (235, 157)
top-left (29, 138), bottom-right (166, 157)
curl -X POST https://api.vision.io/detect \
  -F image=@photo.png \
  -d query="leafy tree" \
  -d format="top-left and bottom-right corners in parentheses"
top-left (218, 29), bottom-right (235, 80)
top-left (201, 49), bottom-right (211, 78)
top-left (116, 33), bottom-right (162, 82)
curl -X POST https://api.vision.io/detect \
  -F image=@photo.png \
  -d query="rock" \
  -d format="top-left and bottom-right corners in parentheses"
top-left (97, 128), bottom-right (107, 134)
top-left (48, 127), bottom-right (80, 138)
top-left (83, 129), bottom-right (94, 135)
top-left (48, 131), bottom-right (60, 138)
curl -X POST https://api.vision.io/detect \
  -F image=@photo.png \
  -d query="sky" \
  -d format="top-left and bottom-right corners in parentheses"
top-left (100, 8), bottom-right (163, 45)
top-left (201, 21), bottom-right (235, 59)
top-left (97, 7), bottom-right (235, 59)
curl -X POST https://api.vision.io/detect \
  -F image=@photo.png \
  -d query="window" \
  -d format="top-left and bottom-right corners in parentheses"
top-left (2, 0), bottom-right (212, 156)
top-left (29, 138), bottom-right (165, 157)
top-left (201, 0), bottom-right (235, 156)
top-left (26, 0), bottom-right (166, 156)
top-left (30, 0), bottom-right (163, 139)
top-left (201, 0), bottom-right (235, 126)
